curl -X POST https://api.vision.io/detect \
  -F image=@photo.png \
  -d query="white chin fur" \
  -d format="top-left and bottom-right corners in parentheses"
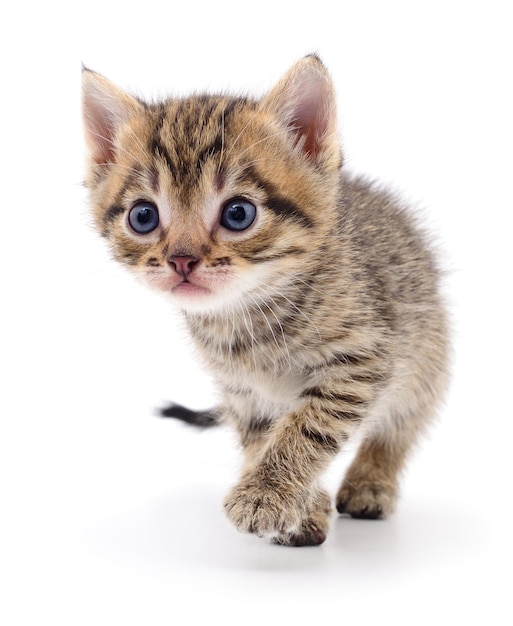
top-left (167, 280), bottom-right (251, 314)
top-left (168, 268), bottom-right (273, 315)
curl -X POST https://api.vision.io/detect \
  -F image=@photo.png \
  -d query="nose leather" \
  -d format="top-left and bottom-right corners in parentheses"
top-left (167, 255), bottom-right (198, 277)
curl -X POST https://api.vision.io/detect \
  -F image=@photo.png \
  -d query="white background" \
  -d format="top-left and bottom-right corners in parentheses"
top-left (1, 1), bottom-right (512, 624)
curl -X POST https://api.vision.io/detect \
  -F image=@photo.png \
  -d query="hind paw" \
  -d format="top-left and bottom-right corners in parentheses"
top-left (336, 481), bottom-right (397, 520)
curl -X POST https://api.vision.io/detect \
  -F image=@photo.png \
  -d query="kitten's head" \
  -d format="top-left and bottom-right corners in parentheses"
top-left (82, 56), bottom-right (341, 313)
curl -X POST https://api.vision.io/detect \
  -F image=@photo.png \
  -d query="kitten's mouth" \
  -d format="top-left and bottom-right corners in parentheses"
top-left (172, 279), bottom-right (211, 297)
top-left (146, 270), bottom-right (213, 299)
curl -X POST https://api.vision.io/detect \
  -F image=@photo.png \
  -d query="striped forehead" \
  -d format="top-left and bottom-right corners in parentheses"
top-left (148, 96), bottom-right (250, 200)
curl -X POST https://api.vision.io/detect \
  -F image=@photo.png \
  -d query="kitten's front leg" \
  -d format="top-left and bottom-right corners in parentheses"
top-left (224, 401), bottom-right (360, 545)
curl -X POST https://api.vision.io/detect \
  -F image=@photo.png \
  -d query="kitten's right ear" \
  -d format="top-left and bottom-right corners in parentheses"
top-left (82, 68), bottom-right (143, 165)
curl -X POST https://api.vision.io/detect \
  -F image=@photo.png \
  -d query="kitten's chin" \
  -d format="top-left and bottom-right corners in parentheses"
top-left (164, 280), bottom-right (235, 314)
top-left (144, 268), bottom-right (269, 314)
top-left (168, 279), bottom-right (251, 314)
top-left (144, 271), bottom-right (217, 311)
top-left (167, 282), bottom-right (218, 312)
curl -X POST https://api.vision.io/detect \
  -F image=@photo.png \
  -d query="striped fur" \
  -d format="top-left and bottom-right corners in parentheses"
top-left (82, 56), bottom-right (450, 546)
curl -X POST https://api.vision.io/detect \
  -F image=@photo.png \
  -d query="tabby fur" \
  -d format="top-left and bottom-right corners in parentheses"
top-left (82, 56), bottom-right (450, 546)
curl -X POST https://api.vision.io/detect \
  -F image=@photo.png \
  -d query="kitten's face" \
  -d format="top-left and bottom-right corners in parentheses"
top-left (83, 58), bottom-right (341, 313)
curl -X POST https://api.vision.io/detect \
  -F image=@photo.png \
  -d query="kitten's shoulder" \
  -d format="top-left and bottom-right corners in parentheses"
top-left (337, 171), bottom-right (428, 241)
top-left (338, 171), bottom-right (406, 216)
top-left (336, 170), bottom-right (440, 285)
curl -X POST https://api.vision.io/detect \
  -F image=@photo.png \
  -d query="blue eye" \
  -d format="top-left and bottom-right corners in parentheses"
top-left (128, 202), bottom-right (159, 234)
top-left (221, 198), bottom-right (257, 231)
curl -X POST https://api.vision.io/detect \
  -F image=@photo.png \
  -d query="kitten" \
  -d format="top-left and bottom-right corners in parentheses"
top-left (82, 55), bottom-right (450, 547)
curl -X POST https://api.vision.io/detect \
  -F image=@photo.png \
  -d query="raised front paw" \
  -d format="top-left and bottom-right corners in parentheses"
top-left (272, 489), bottom-right (332, 547)
top-left (223, 476), bottom-right (305, 539)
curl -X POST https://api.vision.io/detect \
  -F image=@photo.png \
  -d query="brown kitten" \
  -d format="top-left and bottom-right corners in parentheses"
top-left (82, 56), bottom-right (450, 546)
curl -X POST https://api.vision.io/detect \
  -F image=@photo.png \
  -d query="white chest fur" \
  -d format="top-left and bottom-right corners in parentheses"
top-left (220, 366), bottom-right (312, 424)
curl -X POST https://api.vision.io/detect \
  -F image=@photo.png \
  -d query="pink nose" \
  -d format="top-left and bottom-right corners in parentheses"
top-left (167, 255), bottom-right (198, 277)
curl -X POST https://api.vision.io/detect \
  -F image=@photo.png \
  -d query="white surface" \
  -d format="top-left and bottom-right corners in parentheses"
top-left (1, 1), bottom-right (511, 624)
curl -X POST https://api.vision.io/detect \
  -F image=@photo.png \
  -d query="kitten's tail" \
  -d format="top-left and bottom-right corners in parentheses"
top-left (158, 403), bottom-right (220, 428)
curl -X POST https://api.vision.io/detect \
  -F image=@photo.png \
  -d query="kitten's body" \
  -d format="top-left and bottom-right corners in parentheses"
top-left (82, 57), bottom-right (449, 546)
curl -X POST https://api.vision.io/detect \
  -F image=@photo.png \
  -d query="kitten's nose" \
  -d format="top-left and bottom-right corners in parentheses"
top-left (167, 255), bottom-right (198, 277)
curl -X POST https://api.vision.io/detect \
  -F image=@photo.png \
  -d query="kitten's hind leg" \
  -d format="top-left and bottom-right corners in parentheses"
top-left (336, 428), bottom-right (413, 520)
top-left (158, 403), bottom-right (220, 428)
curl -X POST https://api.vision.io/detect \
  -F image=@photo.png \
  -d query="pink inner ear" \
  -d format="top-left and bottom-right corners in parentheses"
top-left (82, 71), bottom-right (138, 166)
top-left (290, 85), bottom-right (328, 160)
top-left (84, 105), bottom-right (117, 165)
top-left (259, 56), bottom-right (339, 168)
top-left (280, 71), bottom-right (335, 161)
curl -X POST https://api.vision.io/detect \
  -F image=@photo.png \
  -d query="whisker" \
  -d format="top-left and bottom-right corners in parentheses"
top-left (121, 120), bottom-right (151, 156)
top-left (223, 107), bottom-right (262, 161)
top-left (238, 299), bottom-right (258, 371)
top-left (247, 291), bottom-right (292, 369)
top-left (87, 129), bottom-right (148, 171)
top-left (258, 283), bottom-right (323, 343)
top-left (217, 107), bottom-right (226, 174)
top-left (89, 162), bottom-right (146, 176)
top-left (287, 273), bottom-right (331, 298)
top-left (235, 129), bottom-right (292, 161)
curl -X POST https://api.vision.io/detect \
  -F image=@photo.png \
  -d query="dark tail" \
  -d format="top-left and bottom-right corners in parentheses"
top-left (158, 403), bottom-right (220, 428)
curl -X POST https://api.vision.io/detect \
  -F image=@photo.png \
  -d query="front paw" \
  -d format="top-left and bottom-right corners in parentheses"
top-left (223, 476), bottom-right (305, 539)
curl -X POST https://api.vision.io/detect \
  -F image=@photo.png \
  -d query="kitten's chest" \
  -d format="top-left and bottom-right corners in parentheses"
top-left (186, 309), bottom-right (320, 420)
top-left (221, 365), bottom-right (309, 422)
top-left (189, 325), bottom-right (306, 415)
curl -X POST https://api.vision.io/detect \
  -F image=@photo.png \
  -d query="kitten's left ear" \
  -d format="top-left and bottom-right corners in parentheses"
top-left (82, 68), bottom-right (143, 166)
top-left (260, 55), bottom-right (340, 170)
